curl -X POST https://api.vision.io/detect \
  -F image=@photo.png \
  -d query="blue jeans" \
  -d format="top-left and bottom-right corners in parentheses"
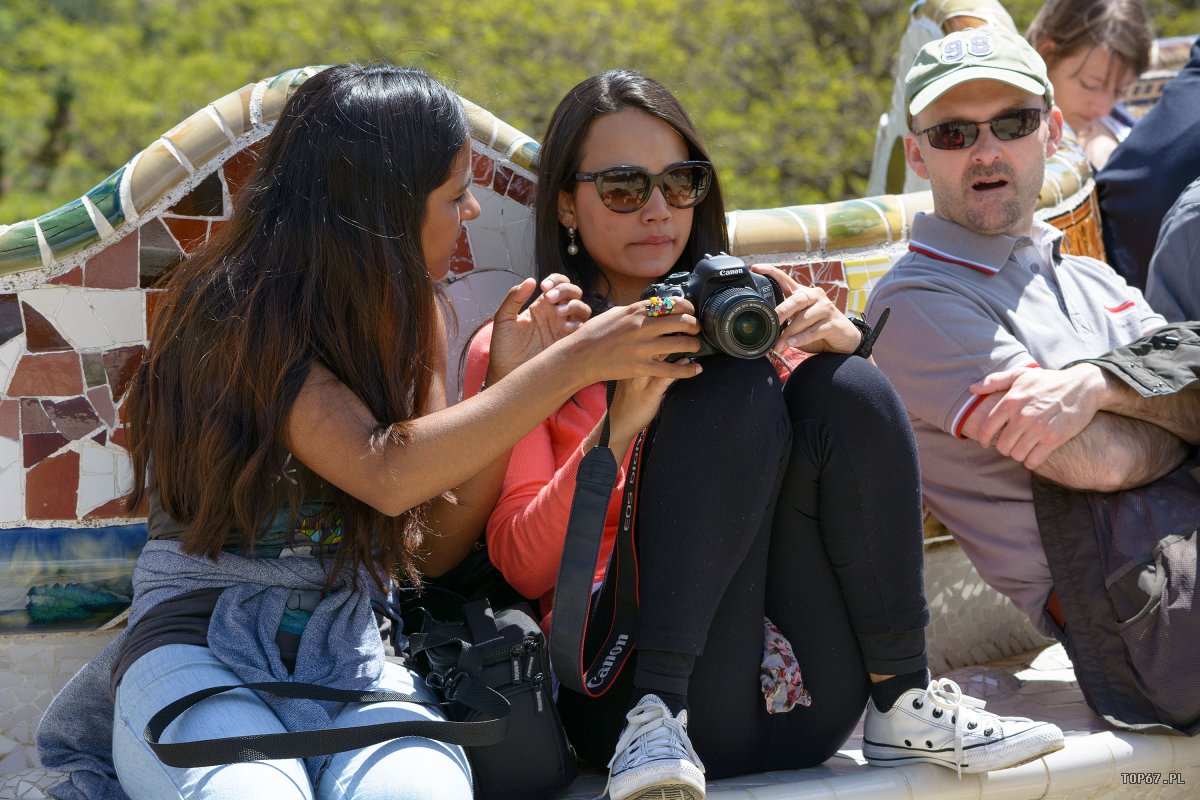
top-left (113, 644), bottom-right (472, 799)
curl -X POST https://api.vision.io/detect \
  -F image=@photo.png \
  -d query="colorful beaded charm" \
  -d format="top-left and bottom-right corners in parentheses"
top-left (645, 296), bottom-right (676, 317)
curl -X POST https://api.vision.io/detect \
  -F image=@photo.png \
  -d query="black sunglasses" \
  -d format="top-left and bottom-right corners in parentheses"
top-left (917, 108), bottom-right (1045, 151)
top-left (574, 161), bottom-right (713, 213)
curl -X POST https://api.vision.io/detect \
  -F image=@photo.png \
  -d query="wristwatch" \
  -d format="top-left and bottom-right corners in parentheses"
top-left (849, 308), bottom-right (890, 359)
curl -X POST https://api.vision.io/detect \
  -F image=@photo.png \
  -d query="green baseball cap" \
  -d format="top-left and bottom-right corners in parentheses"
top-left (905, 27), bottom-right (1054, 117)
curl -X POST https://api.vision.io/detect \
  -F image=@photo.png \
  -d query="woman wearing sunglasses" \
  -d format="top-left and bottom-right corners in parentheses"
top-left (465, 70), bottom-right (1052, 800)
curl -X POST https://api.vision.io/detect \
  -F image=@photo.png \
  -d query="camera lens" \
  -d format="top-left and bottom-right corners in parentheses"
top-left (700, 287), bottom-right (779, 358)
top-left (731, 308), bottom-right (770, 348)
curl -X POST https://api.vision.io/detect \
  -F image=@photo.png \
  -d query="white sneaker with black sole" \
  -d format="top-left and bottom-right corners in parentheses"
top-left (606, 694), bottom-right (705, 800)
top-left (862, 678), bottom-right (1065, 776)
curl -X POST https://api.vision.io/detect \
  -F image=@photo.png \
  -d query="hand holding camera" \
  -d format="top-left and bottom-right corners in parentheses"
top-left (641, 253), bottom-right (785, 360)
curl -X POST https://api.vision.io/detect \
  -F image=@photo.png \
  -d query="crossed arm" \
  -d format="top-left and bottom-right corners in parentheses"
top-left (960, 363), bottom-right (1200, 492)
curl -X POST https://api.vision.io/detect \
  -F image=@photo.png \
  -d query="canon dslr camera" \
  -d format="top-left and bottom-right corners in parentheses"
top-left (641, 254), bottom-right (784, 359)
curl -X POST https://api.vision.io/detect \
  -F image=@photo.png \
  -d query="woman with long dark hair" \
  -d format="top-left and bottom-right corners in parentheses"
top-left (37, 64), bottom-right (702, 800)
top-left (465, 70), bottom-right (1065, 800)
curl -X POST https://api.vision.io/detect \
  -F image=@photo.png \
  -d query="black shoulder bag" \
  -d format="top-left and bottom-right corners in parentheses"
top-left (146, 592), bottom-right (576, 800)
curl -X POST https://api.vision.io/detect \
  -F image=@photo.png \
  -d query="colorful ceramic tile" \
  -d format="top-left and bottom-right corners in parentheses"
top-left (164, 112), bottom-right (235, 172)
top-left (0, 430), bottom-right (16, 467)
top-left (450, 229), bottom-right (474, 276)
top-left (138, 218), bottom-right (184, 288)
top-left (20, 302), bottom-right (71, 353)
top-left (85, 494), bottom-right (140, 519)
top-left (824, 200), bottom-right (892, 252)
top-left (128, 140), bottom-right (190, 216)
top-left (102, 345), bottom-right (144, 401)
top-left (222, 144), bottom-right (262, 200)
top-left (163, 217), bottom-right (209, 254)
top-left (38, 200), bottom-right (97, 261)
top-left (506, 173), bottom-right (536, 207)
top-left (809, 260), bottom-right (846, 287)
top-left (81, 352), bottom-right (107, 389)
top-left (43, 397), bottom-right (102, 441)
top-left (26, 450), bottom-right (80, 519)
top-left (87, 386), bottom-right (116, 429)
top-left (20, 398), bottom-right (55, 434)
top-left (93, 430), bottom-right (108, 446)
top-left (78, 443), bottom-right (119, 517)
top-left (0, 221), bottom-right (44, 277)
top-left (492, 165), bottom-right (513, 197)
top-left (168, 172), bottom-right (225, 218)
top-left (210, 84), bottom-right (252, 135)
top-left (0, 399), bottom-right (19, 440)
top-left (33, 289), bottom-right (111, 350)
top-left (0, 294), bottom-right (21, 346)
top-left (0, 459), bottom-right (19, 522)
top-left (8, 352), bottom-right (84, 397)
top-left (261, 67), bottom-right (316, 123)
top-left (23, 431), bottom-right (68, 468)
top-left (49, 266), bottom-right (84, 286)
top-left (472, 152), bottom-right (495, 187)
top-left (85, 231), bottom-right (139, 290)
top-left (85, 167), bottom-right (126, 231)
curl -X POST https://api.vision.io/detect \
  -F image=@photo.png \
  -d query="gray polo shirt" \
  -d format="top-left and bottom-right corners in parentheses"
top-left (866, 213), bottom-right (1164, 635)
top-left (1146, 176), bottom-right (1200, 322)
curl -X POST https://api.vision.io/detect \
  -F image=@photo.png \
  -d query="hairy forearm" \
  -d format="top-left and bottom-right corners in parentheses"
top-left (1034, 410), bottom-right (1190, 492)
top-left (1104, 381), bottom-right (1200, 446)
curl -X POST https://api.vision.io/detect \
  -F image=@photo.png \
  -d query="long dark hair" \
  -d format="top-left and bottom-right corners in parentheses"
top-left (535, 70), bottom-right (728, 311)
top-left (125, 64), bottom-right (470, 588)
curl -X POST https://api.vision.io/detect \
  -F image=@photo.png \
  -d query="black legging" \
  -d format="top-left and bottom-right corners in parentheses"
top-left (558, 353), bottom-right (929, 778)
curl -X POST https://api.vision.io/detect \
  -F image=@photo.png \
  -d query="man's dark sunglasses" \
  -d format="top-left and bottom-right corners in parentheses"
top-left (574, 161), bottom-right (713, 213)
top-left (917, 108), bottom-right (1045, 151)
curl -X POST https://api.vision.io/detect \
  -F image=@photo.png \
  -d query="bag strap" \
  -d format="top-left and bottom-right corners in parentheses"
top-left (551, 380), bottom-right (643, 697)
top-left (145, 673), bottom-right (510, 768)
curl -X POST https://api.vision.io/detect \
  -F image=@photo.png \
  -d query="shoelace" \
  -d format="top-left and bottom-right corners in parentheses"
top-left (925, 678), bottom-right (989, 778)
top-left (600, 698), bottom-right (705, 800)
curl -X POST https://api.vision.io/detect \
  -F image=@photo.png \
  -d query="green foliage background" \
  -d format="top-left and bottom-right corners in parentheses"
top-left (1, 0), bottom-right (1196, 223)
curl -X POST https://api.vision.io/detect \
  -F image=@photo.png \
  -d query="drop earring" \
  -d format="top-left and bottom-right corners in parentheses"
top-left (566, 226), bottom-right (579, 256)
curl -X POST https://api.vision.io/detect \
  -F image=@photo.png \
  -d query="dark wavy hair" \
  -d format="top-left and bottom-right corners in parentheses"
top-left (124, 64), bottom-right (470, 588)
top-left (1027, 0), bottom-right (1152, 79)
top-left (534, 69), bottom-right (728, 311)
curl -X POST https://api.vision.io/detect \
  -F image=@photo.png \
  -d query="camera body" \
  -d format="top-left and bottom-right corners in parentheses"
top-left (641, 253), bottom-right (784, 360)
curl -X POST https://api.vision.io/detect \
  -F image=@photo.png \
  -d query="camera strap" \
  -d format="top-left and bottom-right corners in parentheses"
top-left (551, 380), bottom-right (644, 698)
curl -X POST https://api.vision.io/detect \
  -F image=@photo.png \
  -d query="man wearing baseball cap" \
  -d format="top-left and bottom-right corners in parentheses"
top-left (867, 25), bottom-right (1200, 740)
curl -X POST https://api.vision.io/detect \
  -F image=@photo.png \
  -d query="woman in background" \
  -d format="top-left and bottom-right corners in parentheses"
top-left (1027, 0), bottom-right (1152, 168)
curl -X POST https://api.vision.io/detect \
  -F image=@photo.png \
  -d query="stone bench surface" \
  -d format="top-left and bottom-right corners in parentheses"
top-left (4, 642), bottom-right (1198, 800)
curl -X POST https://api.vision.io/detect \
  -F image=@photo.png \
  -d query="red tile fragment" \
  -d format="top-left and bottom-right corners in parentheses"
top-left (24, 431), bottom-right (69, 468)
top-left (20, 397), bottom-right (55, 434)
top-left (0, 399), bottom-right (19, 440)
top-left (88, 386), bottom-right (117, 429)
top-left (43, 396), bottom-right (103, 440)
top-left (85, 493), bottom-right (142, 519)
top-left (163, 217), bottom-right (209, 254)
top-left (492, 165), bottom-right (513, 196)
top-left (49, 266), bottom-right (83, 286)
top-left (8, 352), bottom-right (85, 396)
top-left (85, 230), bottom-right (140, 289)
top-left (223, 143), bottom-right (263, 201)
top-left (103, 345), bottom-right (145, 401)
top-left (472, 152), bottom-right (495, 186)
top-left (450, 229), bottom-right (474, 275)
top-left (26, 449), bottom-right (80, 519)
top-left (507, 173), bottom-right (536, 207)
top-left (21, 302), bottom-right (72, 352)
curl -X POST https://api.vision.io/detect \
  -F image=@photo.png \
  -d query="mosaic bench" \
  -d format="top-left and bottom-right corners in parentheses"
top-left (3, 1), bottom-right (1199, 796)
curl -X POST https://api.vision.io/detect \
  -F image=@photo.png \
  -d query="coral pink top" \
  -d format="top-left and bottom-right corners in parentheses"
top-left (464, 323), bottom-right (633, 623)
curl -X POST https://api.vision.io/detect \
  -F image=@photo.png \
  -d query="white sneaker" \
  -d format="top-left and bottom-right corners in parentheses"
top-left (606, 694), bottom-right (705, 800)
top-left (862, 678), bottom-right (1065, 776)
